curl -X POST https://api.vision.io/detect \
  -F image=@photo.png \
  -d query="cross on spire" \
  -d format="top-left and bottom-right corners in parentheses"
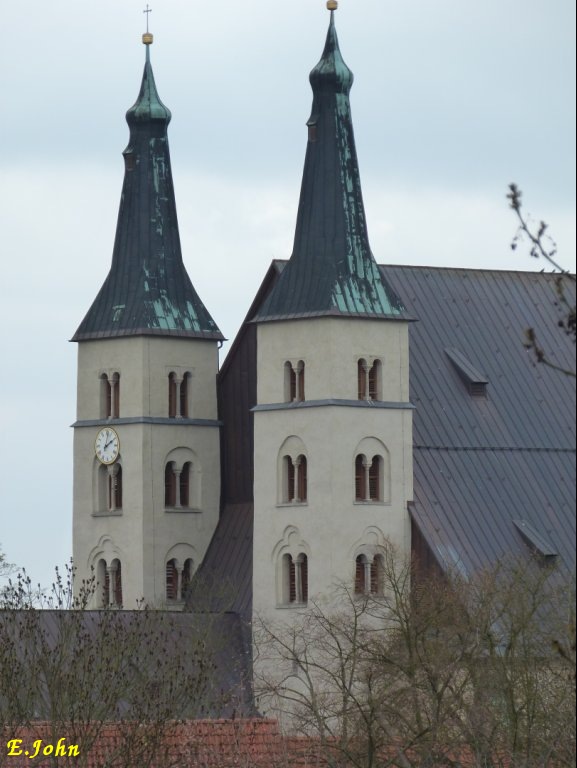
top-left (143, 4), bottom-right (152, 33)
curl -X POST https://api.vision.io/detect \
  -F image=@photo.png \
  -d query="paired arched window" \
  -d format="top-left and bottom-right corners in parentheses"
top-left (97, 557), bottom-right (123, 607)
top-left (97, 463), bottom-right (122, 512)
top-left (354, 554), bottom-right (384, 596)
top-left (100, 372), bottom-right (120, 418)
top-left (355, 455), bottom-right (383, 502)
top-left (166, 557), bottom-right (194, 602)
top-left (282, 553), bottom-right (308, 605)
top-left (168, 372), bottom-right (191, 418)
top-left (284, 361), bottom-right (305, 402)
top-left (357, 359), bottom-right (382, 401)
top-left (165, 462), bottom-right (193, 509)
top-left (283, 455), bottom-right (308, 503)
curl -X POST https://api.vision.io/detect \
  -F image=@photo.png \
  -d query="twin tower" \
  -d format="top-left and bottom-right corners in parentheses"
top-left (72, 8), bottom-right (414, 620)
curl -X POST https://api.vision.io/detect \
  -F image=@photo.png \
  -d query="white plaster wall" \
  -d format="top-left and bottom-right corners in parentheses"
top-left (73, 336), bottom-right (220, 608)
top-left (76, 337), bottom-right (219, 421)
top-left (252, 318), bottom-right (413, 625)
top-left (256, 317), bottom-right (410, 404)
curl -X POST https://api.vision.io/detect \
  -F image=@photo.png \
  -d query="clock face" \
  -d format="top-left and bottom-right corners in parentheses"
top-left (95, 428), bottom-right (120, 465)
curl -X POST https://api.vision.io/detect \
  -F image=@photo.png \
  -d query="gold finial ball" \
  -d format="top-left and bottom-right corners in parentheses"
top-left (142, 32), bottom-right (154, 45)
top-left (327, 0), bottom-right (338, 10)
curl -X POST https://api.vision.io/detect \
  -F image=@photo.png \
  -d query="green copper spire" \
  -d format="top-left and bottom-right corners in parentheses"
top-left (256, 9), bottom-right (406, 321)
top-left (73, 37), bottom-right (223, 341)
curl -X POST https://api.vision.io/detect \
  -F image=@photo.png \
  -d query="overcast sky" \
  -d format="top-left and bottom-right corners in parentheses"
top-left (0, 0), bottom-right (575, 590)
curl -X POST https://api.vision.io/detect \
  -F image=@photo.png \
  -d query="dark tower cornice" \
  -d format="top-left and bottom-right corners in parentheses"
top-left (73, 37), bottom-right (223, 342)
top-left (256, 6), bottom-right (406, 322)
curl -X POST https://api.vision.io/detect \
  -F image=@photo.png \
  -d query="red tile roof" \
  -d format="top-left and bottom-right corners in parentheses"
top-left (3, 720), bottom-right (521, 767)
top-left (3, 720), bottom-right (332, 768)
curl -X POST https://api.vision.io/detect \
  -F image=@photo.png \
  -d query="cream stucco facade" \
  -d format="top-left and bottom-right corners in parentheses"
top-left (252, 316), bottom-right (413, 625)
top-left (72, 336), bottom-right (221, 608)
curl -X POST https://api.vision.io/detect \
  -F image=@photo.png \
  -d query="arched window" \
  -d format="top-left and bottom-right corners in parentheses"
top-left (165, 462), bottom-right (193, 508)
top-left (166, 559), bottom-right (178, 601)
top-left (297, 361), bottom-right (305, 402)
top-left (166, 557), bottom-right (194, 602)
top-left (97, 558), bottom-right (107, 607)
top-left (284, 455), bottom-right (308, 503)
top-left (297, 456), bottom-right (307, 502)
top-left (284, 457), bottom-right (294, 502)
top-left (111, 559), bottom-right (122, 607)
top-left (180, 462), bottom-right (191, 508)
top-left (355, 554), bottom-right (383, 596)
top-left (101, 374), bottom-right (111, 419)
top-left (94, 461), bottom-right (122, 514)
top-left (355, 554), bottom-right (368, 594)
top-left (165, 463), bottom-right (177, 507)
top-left (284, 362), bottom-right (294, 402)
top-left (164, 449), bottom-right (200, 511)
top-left (100, 372), bottom-right (120, 418)
top-left (357, 359), bottom-right (368, 400)
top-left (168, 373), bottom-right (177, 418)
top-left (105, 464), bottom-right (122, 511)
top-left (355, 455), bottom-right (365, 501)
top-left (357, 359), bottom-right (381, 401)
top-left (103, 559), bottom-right (123, 607)
top-left (284, 361), bottom-right (305, 402)
top-left (180, 373), bottom-right (191, 418)
top-left (355, 454), bottom-right (383, 502)
top-left (168, 372), bottom-right (191, 418)
top-left (368, 360), bottom-right (381, 401)
top-left (112, 373), bottom-right (120, 418)
top-left (369, 456), bottom-right (381, 501)
top-left (283, 553), bottom-right (308, 605)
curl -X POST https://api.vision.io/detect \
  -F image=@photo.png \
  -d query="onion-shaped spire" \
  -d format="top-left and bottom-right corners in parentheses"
top-left (126, 43), bottom-right (172, 125)
top-left (309, 9), bottom-right (353, 96)
top-left (73, 37), bottom-right (222, 341)
top-left (256, 6), bottom-right (406, 322)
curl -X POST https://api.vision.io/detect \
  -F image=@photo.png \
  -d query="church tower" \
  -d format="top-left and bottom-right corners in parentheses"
top-left (71, 31), bottom-right (224, 608)
top-left (251, 3), bottom-right (414, 622)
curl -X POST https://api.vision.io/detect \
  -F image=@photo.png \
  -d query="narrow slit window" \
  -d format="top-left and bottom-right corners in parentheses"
top-left (180, 462), bottom-right (191, 507)
top-left (112, 373), bottom-right (120, 419)
top-left (113, 561), bottom-right (123, 607)
top-left (369, 456), bottom-right (381, 501)
top-left (168, 373), bottom-right (177, 418)
top-left (355, 455), bottom-right (365, 501)
top-left (368, 360), bottom-right (381, 400)
top-left (286, 554), bottom-right (308, 604)
top-left (165, 464), bottom-right (176, 507)
top-left (297, 456), bottom-right (308, 502)
top-left (285, 457), bottom-right (295, 502)
top-left (355, 555), bottom-right (367, 594)
top-left (358, 359), bottom-right (367, 400)
top-left (180, 373), bottom-right (190, 418)
top-left (166, 559), bottom-right (178, 601)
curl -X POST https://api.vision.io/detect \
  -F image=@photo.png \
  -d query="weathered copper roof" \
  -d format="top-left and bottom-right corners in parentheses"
top-left (72, 44), bottom-right (223, 342)
top-left (256, 13), bottom-right (407, 322)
